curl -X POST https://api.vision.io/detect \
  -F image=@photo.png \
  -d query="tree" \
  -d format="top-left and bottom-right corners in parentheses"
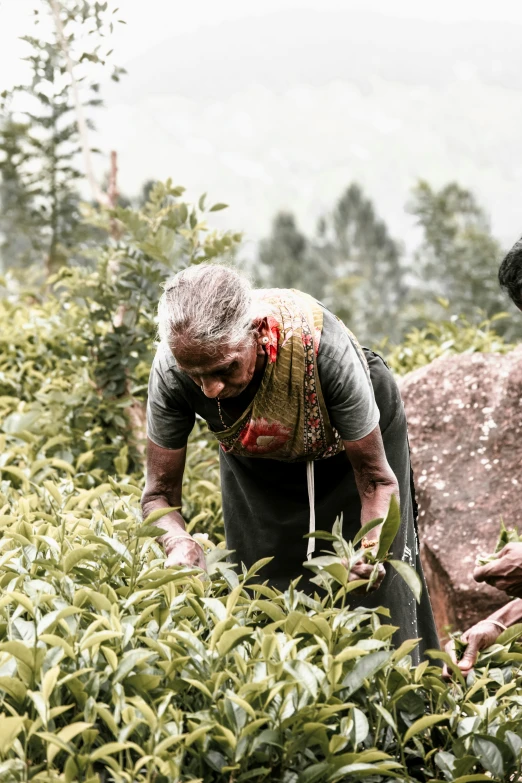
top-left (317, 183), bottom-right (406, 343)
top-left (408, 181), bottom-right (506, 320)
top-left (257, 187), bottom-right (405, 343)
top-left (0, 0), bottom-right (125, 273)
top-left (0, 119), bottom-right (40, 269)
top-left (258, 211), bottom-right (325, 297)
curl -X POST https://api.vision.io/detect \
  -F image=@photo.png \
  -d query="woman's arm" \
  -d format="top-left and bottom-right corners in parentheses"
top-left (342, 426), bottom-right (399, 589)
top-left (141, 439), bottom-right (206, 569)
top-left (343, 425), bottom-right (399, 533)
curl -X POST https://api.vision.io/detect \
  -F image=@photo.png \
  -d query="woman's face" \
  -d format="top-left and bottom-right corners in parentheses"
top-left (173, 329), bottom-right (264, 399)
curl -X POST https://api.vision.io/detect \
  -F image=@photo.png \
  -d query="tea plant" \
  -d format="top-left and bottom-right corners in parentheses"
top-left (305, 497), bottom-right (422, 603)
top-left (1, 469), bottom-right (522, 782)
top-left (384, 309), bottom-right (513, 376)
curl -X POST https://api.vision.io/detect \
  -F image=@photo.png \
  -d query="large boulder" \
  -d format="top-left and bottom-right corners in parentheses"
top-left (399, 346), bottom-right (522, 639)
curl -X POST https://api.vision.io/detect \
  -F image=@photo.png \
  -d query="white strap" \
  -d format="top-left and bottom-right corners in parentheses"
top-left (306, 461), bottom-right (316, 560)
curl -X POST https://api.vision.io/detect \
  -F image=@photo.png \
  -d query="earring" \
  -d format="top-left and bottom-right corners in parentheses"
top-left (261, 336), bottom-right (269, 344)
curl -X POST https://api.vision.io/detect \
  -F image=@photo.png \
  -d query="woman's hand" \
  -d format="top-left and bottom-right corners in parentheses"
top-left (342, 557), bottom-right (386, 592)
top-left (473, 543), bottom-right (522, 597)
top-left (163, 531), bottom-right (207, 570)
top-left (443, 621), bottom-right (502, 678)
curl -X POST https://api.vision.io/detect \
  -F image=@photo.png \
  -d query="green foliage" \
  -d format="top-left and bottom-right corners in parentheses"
top-left (319, 183), bottom-right (406, 344)
top-left (0, 174), bottom-right (237, 547)
top-left (0, 119), bottom-right (41, 268)
top-left (257, 179), bottom-right (521, 346)
top-left (258, 212), bottom-right (327, 301)
top-left (257, 184), bottom-right (406, 344)
top-left (52, 178), bottom-right (242, 403)
top-left (1, 471), bottom-right (522, 781)
top-left (306, 505), bottom-right (422, 603)
top-left (0, 0), bottom-right (125, 273)
top-left (383, 305), bottom-right (514, 376)
top-left (492, 522), bottom-right (521, 554)
top-left (407, 181), bottom-right (506, 323)
top-left (0, 178), bottom-right (242, 479)
top-left (0, 290), bottom-right (138, 476)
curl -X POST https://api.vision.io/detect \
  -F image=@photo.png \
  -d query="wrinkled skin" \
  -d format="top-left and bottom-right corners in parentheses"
top-left (443, 543), bottom-right (522, 677)
top-left (443, 621), bottom-right (502, 679)
top-left (473, 543), bottom-right (522, 597)
top-left (344, 559), bottom-right (386, 592)
top-left (173, 318), bottom-right (268, 401)
top-left (161, 522), bottom-right (207, 571)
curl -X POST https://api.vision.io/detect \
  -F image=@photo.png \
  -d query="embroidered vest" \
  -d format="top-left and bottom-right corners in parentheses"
top-left (212, 289), bottom-right (368, 462)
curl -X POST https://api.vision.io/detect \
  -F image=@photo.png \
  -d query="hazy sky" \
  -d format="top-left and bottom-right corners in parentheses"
top-left (1, 0), bottom-right (522, 253)
top-left (3, 0), bottom-right (522, 78)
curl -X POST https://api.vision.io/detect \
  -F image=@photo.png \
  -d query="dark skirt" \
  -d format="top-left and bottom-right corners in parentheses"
top-left (220, 349), bottom-right (440, 661)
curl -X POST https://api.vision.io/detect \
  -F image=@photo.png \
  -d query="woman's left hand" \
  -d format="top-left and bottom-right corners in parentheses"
top-left (343, 558), bottom-right (386, 592)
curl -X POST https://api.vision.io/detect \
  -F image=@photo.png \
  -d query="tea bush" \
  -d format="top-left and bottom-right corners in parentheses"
top-left (1, 473), bottom-right (522, 783)
top-left (384, 310), bottom-right (513, 376)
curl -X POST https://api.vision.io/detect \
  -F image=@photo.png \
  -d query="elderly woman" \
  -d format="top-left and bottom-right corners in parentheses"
top-left (142, 264), bottom-right (438, 658)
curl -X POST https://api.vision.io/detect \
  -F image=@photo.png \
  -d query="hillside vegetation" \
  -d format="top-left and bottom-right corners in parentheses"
top-left (0, 183), bottom-right (521, 782)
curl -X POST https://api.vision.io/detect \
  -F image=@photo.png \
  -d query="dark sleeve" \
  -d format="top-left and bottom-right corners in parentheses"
top-left (146, 345), bottom-right (196, 450)
top-left (318, 310), bottom-right (380, 441)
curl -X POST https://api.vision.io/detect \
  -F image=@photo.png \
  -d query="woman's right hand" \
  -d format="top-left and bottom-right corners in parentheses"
top-left (159, 520), bottom-right (207, 571)
top-left (164, 534), bottom-right (207, 570)
top-left (341, 557), bottom-right (386, 592)
top-left (352, 560), bottom-right (386, 591)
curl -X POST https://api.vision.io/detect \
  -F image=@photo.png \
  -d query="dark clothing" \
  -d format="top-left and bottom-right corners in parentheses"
top-left (220, 349), bottom-right (439, 662)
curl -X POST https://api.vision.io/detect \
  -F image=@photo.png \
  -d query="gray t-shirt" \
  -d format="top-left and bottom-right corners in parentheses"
top-left (147, 308), bottom-right (379, 450)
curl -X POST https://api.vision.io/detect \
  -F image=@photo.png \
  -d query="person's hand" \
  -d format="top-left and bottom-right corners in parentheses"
top-left (473, 543), bottom-right (522, 597)
top-left (352, 560), bottom-right (386, 591)
top-left (342, 557), bottom-right (386, 592)
top-left (443, 621), bottom-right (503, 679)
top-left (161, 527), bottom-right (207, 571)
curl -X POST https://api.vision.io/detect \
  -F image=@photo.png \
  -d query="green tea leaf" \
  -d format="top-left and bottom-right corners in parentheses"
top-left (0, 640), bottom-right (34, 669)
top-left (450, 777), bottom-right (494, 783)
top-left (376, 495), bottom-right (401, 560)
top-left (343, 651), bottom-right (392, 696)
top-left (403, 713), bottom-right (451, 742)
top-left (216, 626), bottom-right (253, 656)
top-left (496, 623), bottom-right (522, 646)
top-left (90, 741), bottom-right (143, 761)
top-left (353, 517), bottom-right (384, 547)
top-left (0, 676), bottom-right (27, 702)
top-left (63, 545), bottom-right (99, 573)
top-left (388, 559), bottom-right (423, 603)
top-left (472, 736), bottom-right (505, 779)
top-left (0, 716), bottom-right (25, 754)
top-left (143, 507), bottom-right (181, 525)
top-left (135, 524), bottom-right (167, 538)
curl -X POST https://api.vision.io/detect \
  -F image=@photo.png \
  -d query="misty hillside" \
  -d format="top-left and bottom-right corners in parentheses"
top-left (97, 8), bottom-right (522, 253)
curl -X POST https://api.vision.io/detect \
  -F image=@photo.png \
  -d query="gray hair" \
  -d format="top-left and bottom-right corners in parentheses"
top-left (158, 264), bottom-right (264, 351)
